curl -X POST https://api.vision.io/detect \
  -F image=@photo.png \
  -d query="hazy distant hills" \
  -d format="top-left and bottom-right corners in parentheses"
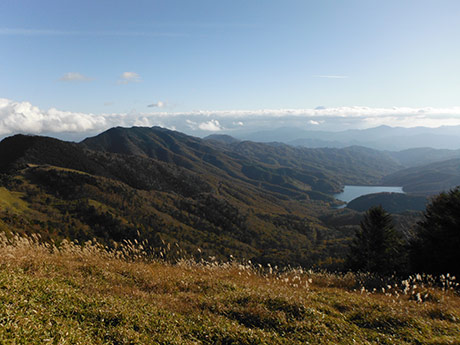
top-left (383, 158), bottom-right (460, 195)
top-left (237, 125), bottom-right (460, 151)
top-left (203, 131), bottom-right (460, 199)
top-left (387, 148), bottom-right (460, 168)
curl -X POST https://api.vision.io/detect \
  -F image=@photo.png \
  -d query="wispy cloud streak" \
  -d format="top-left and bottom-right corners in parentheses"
top-left (0, 28), bottom-right (186, 37)
top-left (59, 72), bottom-right (93, 82)
top-left (313, 75), bottom-right (349, 79)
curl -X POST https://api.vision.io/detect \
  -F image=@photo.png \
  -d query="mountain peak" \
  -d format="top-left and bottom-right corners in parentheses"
top-left (203, 134), bottom-right (240, 145)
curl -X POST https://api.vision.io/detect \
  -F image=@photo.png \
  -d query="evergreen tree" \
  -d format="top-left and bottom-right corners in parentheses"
top-left (410, 187), bottom-right (460, 276)
top-left (347, 206), bottom-right (404, 275)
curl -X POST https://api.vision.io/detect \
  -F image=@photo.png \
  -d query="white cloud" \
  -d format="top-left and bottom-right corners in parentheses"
top-left (133, 116), bottom-right (153, 127)
top-left (186, 119), bottom-right (223, 131)
top-left (0, 98), bottom-right (107, 136)
top-left (147, 101), bottom-right (165, 108)
top-left (2, 98), bottom-right (460, 140)
top-left (198, 120), bottom-right (222, 131)
top-left (59, 72), bottom-right (93, 82)
top-left (185, 119), bottom-right (198, 130)
top-left (118, 72), bottom-right (141, 84)
top-left (167, 106), bottom-right (460, 123)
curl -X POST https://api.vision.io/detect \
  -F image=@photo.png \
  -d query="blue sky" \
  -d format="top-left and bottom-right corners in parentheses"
top-left (1, 0), bottom-right (460, 138)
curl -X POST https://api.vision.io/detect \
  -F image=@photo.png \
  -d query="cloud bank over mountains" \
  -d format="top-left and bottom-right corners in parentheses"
top-left (0, 98), bottom-right (107, 136)
top-left (2, 98), bottom-right (460, 140)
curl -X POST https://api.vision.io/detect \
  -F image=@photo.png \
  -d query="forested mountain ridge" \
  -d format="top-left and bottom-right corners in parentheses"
top-left (0, 134), bottom-right (211, 195)
top-left (346, 192), bottom-right (427, 213)
top-left (0, 126), bottom-right (441, 268)
top-left (205, 132), bottom-right (460, 198)
top-left (83, 126), bottom-right (403, 195)
top-left (382, 158), bottom-right (460, 195)
top-left (0, 130), bottom-right (363, 268)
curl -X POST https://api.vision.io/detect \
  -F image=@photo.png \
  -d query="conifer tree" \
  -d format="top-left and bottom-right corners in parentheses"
top-left (410, 187), bottom-right (460, 276)
top-left (347, 206), bottom-right (404, 275)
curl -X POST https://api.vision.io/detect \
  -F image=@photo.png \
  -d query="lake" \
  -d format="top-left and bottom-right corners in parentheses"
top-left (334, 185), bottom-right (404, 204)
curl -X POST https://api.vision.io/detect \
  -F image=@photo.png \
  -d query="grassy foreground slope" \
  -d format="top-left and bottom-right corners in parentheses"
top-left (1, 236), bottom-right (459, 345)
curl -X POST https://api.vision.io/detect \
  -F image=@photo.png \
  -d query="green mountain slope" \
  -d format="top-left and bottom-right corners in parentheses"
top-left (226, 142), bottom-right (402, 186)
top-left (0, 132), bottom-right (358, 268)
top-left (0, 127), bottom-right (418, 268)
top-left (346, 192), bottom-right (427, 213)
top-left (83, 126), bottom-right (403, 196)
top-left (382, 158), bottom-right (460, 195)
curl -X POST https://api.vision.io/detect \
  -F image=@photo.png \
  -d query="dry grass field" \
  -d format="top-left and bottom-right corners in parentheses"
top-left (0, 234), bottom-right (459, 344)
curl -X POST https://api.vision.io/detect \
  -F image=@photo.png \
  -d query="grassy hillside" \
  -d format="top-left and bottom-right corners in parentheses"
top-left (0, 235), bottom-right (459, 344)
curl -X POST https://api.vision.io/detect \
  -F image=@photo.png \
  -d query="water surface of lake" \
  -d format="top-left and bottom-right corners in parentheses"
top-left (334, 185), bottom-right (404, 203)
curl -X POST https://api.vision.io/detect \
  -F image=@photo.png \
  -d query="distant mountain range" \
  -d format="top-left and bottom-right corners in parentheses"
top-left (1, 126), bottom-right (459, 268)
top-left (234, 125), bottom-right (460, 151)
top-left (81, 126), bottom-right (403, 196)
top-left (0, 126), bottom-right (401, 268)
